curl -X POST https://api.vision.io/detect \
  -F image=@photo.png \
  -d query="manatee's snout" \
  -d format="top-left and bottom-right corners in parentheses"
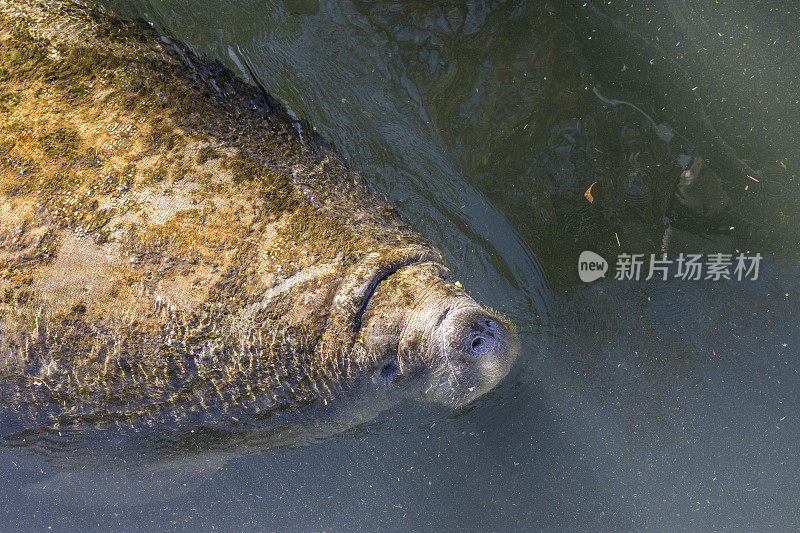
top-left (358, 260), bottom-right (518, 408)
top-left (434, 305), bottom-right (518, 405)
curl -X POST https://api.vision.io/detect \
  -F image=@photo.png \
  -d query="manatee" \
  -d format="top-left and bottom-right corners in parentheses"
top-left (0, 0), bottom-right (518, 436)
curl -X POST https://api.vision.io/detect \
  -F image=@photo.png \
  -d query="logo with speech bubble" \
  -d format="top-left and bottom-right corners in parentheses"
top-left (578, 251), bottom-right (608, 282)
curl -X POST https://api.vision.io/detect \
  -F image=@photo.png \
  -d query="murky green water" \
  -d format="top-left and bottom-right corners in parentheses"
top-left (2, 0), bottom-right (799, 530)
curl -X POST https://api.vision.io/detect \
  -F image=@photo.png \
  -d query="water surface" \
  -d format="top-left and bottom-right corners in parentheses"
top-left (2, 0), bottom-right (799, 530)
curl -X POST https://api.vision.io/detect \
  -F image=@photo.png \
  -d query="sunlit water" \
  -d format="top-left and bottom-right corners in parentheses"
top-left (2, 1), bottom-right (799, 530)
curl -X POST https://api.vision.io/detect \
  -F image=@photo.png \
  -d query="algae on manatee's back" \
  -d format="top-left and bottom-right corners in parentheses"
top-left (0, 0), bottom-right (517, 437)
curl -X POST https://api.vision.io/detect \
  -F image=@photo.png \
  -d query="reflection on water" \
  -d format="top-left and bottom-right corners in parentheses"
top-left (2, 0), bottom-right (799, 529)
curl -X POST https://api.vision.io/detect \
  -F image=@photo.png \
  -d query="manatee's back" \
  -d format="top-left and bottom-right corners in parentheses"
top-left (0, 0), bottom-right (417, 432)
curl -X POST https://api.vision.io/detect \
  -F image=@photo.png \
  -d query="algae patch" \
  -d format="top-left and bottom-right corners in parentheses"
top-left (38, 126), bottom-right (81, 158)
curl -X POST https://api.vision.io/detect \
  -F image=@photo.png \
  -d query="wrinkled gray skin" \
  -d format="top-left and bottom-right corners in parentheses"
top-left (0, 0), bottom-right (518, 437)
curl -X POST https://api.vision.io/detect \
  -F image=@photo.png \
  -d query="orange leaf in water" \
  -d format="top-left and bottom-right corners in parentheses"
top-left (584, 181), bottom-right (597, 203)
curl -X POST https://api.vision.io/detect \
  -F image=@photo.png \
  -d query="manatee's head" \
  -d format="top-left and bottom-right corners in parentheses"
top-left (355, 259), bottom-right (519, 408)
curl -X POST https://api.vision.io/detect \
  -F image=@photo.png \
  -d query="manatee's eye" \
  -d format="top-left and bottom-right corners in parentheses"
top-left (373, 356), bottom-right (406, 387)
top-left (380, 360), bottom-right (399, 377)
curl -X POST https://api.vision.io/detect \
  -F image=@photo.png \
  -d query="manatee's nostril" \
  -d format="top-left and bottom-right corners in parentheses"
top-left (466, 328), bottom-right (495, 356)
top-left (461, 313), bottom-right (504, 358)
top-left (450, 310), bottom-right (508, 359)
